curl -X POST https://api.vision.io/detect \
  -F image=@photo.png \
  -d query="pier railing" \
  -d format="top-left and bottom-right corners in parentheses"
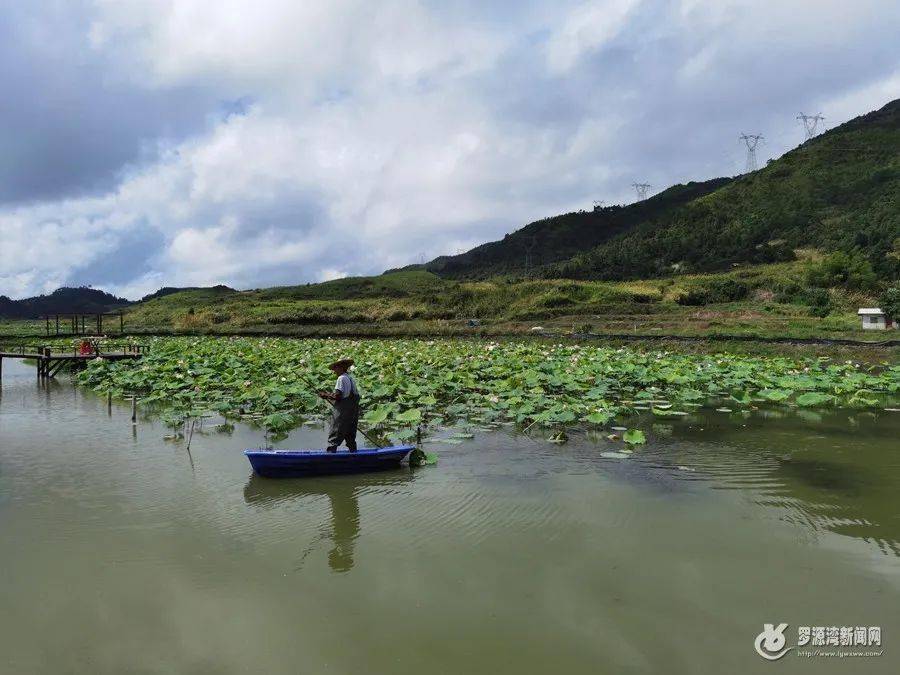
top-left (0, 341), bottom-right (148, 380)
top-left (0, 342), bottom-right (149, 358)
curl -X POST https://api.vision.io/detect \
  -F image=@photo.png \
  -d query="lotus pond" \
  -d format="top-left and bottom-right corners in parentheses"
top-left (2, 343), bottom-right (900, 673)
top-left (75, 337), bottom-right (900, 445)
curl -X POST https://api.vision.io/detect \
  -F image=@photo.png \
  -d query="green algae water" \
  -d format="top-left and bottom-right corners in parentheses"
top-left (1, 357), bottom-right (898, 674)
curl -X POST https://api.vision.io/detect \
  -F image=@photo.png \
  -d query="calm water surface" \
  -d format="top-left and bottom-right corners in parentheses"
top-left (1, 358), bottom-right (898, 674)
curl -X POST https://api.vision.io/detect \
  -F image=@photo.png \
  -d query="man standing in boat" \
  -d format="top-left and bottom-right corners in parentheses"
top-left (319, 358), bottom-right (360, 453)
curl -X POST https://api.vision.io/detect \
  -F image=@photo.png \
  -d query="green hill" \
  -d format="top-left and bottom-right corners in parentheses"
top-left (104, 261), bottom-right (888, 343)
top-left (0, 286), bottom-right (129, 319)
top-left (122, 271), bottom-right (453, 330)
top-left (139, 285), bottom-right (235, 302)
top-left (426, 98), bottom-right (900, 282)
top-left (422, 177), bottom-right (733, 278)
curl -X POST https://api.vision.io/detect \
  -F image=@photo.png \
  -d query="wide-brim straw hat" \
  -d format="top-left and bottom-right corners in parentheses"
top-left (328, 357), bottom-right (354, 370)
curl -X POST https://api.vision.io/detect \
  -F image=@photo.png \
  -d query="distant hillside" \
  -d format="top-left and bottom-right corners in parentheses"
top-left (140, 285), bottom-right (235, 302)
top-left (92, 264), bottom-right (884, 342)
top-left (423, 177), bottom-right (733, 279)
top-left (0, 287), bottom-right (130, 319)
top-left (426, 98), bottom-right (900, 282)
top-left (122, 271), bottom-right (450, 329)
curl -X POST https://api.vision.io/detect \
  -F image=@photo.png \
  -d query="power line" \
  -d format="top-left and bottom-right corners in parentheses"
top-left (631, 183), bottom-right (652, 200)
top-left (797, 112), bottom-right (825, 140)
top-left (739, 134), bottom-right (764, 172)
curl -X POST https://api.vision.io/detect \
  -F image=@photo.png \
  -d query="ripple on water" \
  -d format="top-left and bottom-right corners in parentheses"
top-left (627, 410), bottom-right (900, 557)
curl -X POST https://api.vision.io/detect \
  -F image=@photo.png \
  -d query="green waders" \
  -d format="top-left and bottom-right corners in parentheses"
top-left (327, 391), bottom-right (360, 451)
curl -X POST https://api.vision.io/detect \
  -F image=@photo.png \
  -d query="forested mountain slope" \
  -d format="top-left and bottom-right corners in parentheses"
top-left (424, 177), bottom-right (733, 279)
top-left (425, 98), bottom-right (900, 282)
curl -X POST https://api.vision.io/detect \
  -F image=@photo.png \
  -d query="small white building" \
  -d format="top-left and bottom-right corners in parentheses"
top-left (857, 308), bottom-right (894, 330)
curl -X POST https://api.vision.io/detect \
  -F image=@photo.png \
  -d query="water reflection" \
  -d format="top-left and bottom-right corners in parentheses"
top-left (243, 470), bottom-right (415, 573)
top-left (653, 407), bottom-right (900, 556)
top-left (776, 456), bottom-right (866, 495)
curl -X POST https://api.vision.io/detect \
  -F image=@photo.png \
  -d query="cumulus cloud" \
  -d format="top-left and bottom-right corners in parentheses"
top-left (0, 0), bottom-right (898, 299)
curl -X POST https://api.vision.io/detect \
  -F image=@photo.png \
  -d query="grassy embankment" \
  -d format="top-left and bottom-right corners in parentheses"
top-left (115, 262), bottom-right (888, 342)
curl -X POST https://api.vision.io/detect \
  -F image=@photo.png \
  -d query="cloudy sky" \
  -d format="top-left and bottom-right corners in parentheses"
top-left (1, 0), bottom-right (898, 299)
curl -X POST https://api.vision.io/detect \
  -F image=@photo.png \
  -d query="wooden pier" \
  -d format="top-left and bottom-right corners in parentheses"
top-left (0, 342), bottom-right (148, 380)
top-left (42, 312), bottom-right (125, 337)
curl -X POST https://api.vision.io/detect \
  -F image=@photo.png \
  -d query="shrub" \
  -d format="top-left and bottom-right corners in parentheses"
top-left (772, 283), bottom-right (832, 316)
top-left (386, 309), bottom-right (412, 321)
top-left (805, 251), bottom-right (878, 291)
top-left (574, 322), bottom-right (594, 334)
top-left (773, 281), bottom-right (802, 304)
top-left (879, 283), bottom-right (900, 319)
top-left (676, 279), bottom-right (749, 306)
top-left (748, 241), bottom-right (796, 264)
top-left (802, 287), bottom-right (831, 311)
top-left (540, 292), bottom-right (574, 308)
top-left (798, 286), bottom-right (832, 317)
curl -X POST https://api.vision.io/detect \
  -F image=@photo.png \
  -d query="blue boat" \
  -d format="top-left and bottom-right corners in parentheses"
top-left (244, 446), bottom-right (415, 478)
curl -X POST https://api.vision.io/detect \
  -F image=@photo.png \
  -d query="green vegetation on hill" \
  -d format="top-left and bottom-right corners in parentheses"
top-left (421, 177), bottom-right (733, 279)
top-left (1, 264), bottom-right (891, 342)
top-left (0, 286), bottom-right (129, 319)
top-left (425, 99), bottom-right (900, 283)
top-left (112, 262), bottom-right (884, 341)
top-left (139, 285), bottom-right (235, 302)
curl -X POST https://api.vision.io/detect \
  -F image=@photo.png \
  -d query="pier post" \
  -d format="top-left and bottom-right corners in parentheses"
top-left (131, 396), bottom-right (137, 424)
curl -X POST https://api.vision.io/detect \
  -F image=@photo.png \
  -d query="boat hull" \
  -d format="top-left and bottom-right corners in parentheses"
top-left (244, 446), bottom-right (414, 478)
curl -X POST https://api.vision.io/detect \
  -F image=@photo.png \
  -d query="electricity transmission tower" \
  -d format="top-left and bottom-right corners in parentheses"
top-left (739, 134), bottom-right (764, 172)
top-left (593, 200), bottom-right (606, 211)
top-left (797, 113), bottom-right (824, 140)
top-left (631, 183), bottom-right (652, 200)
